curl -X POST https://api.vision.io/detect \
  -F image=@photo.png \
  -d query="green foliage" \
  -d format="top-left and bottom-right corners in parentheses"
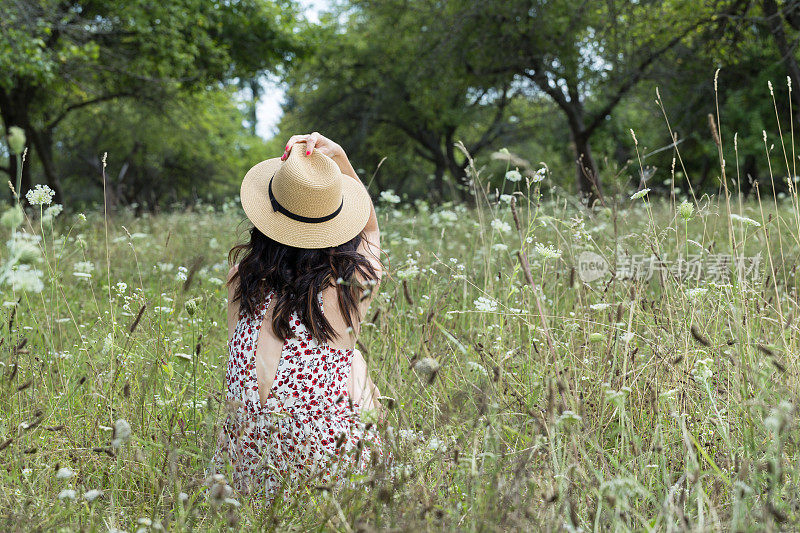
top-left (56, 89), bottom-right (267, 208)
top-left (0, 0), bottom-right (302, 205)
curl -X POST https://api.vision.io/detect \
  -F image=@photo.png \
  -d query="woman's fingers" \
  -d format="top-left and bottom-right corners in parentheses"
top-left (281, 136), bottom-right (299, 160)
top-left (305, 132), bottom-right (320, 156)
top-left (280, 132), bottom-right (325, 160)
top-left (281, 135), bottom-right (305, 159)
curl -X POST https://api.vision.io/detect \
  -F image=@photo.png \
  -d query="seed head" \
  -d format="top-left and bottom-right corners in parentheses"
top-left (111, 419), bottom-right (131, 448)
top-left (678, 200), bottom-right (694, 222)
top-left (7, 126), bottom-right (26, 155)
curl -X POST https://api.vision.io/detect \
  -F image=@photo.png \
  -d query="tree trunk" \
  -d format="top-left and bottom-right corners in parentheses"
top-left (572, 131), bottom-right (603, 206)
top-left (247, 79), bottom-right (260, 137)
top-left (742, 154), bottom-right (757, 198)
top-left (0, 86), bottom-right (63, 205)
top-left (432, 159), bottom-right (446, 202)
top-left (444, 130), bottom-right (471, 201)
top-left (0, 89), bottom-right (33, 203)
top-left (28, 127), bottom-right (64, 204)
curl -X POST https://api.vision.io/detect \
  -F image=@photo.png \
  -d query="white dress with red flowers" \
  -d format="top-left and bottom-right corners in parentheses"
top-left (211, 289), bottom-right (384, 501)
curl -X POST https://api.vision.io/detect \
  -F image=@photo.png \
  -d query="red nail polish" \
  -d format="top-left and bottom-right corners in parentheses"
top-left (306, 151), bottom-right (311, 155)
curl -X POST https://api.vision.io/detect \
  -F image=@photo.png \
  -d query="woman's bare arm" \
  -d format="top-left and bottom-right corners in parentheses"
top-left (226, 264), bottom-right (240, 342)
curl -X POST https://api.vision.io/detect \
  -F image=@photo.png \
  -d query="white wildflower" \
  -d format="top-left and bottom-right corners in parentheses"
top-left (25, 184), bottom-right (54, 206)
top-left (590, 303), bottom-right (612, 311)
top-left (630, 188), bottom-right (650, 200)
top-left (380, 190), bottom-right (401, 204)
top-left (72, 261), bottom-right (95, 279)
top-left (7, 234), bottom-right (41, 264)
top-left (692, 357), bottom-right (714, 383)
top-left (531, 167), bottom-right (546, 183)
top-left (557, 410), bottom-right (583, 425)
top-left (473, 296), bottom-right (498, 312)
top-left (505, 169), bottom-right (522, 182)
top-left (396, 264), bottom-right (419, 280)
top-left (499, 194), bottom-right (514, 203)
top-left (490, 219), bottom-right (511, 233)
top-left (0, 205), bottom-right (24, 229)
top-left (42, 204), bottom-right (63, 223)
top-left (534, 242), bottom-right (562, 260)
top-left (427, 436), bottom-right (445, 452)
top-left (114, 282), bottom-right (127, 295)
top-left (436, 209), bottom-right (458, 223)
top-left (7, 265), bottom-right (44, 293)
top-left (492, 243), bottom-right (508, 252)
top-left (176, 266), bottom-right (188, 282)
top-left (687, 287), bottom-right (708, 303)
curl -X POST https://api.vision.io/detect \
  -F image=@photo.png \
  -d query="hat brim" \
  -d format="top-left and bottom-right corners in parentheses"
top-left (240, 156), bottom-right (373, 249)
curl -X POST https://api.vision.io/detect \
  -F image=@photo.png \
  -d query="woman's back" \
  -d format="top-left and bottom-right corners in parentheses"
top-left (254, 281), bottom-right (380, 409)
top-left (214, 288), bottom-right (384, 500)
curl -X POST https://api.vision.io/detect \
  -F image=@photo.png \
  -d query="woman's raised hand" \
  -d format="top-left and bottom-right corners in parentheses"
top-left (280, 132), bottom-right (344, 161)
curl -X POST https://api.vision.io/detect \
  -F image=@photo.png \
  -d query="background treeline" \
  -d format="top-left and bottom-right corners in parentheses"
top-left (2, 0), bottom-right (800, 209)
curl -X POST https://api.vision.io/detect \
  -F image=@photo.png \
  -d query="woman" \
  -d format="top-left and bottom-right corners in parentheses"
top-left (211, 132), bottom-right (386, 502)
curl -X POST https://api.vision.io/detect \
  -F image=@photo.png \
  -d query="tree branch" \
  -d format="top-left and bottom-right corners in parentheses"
top-left (584, 21), bottom-right (704, 136)
top-left (524, 67), bottom-right (584, 133)
top-left (467, 85), bottom-right (512, 156)
top-left (46, 92), bottom-right (135, 131)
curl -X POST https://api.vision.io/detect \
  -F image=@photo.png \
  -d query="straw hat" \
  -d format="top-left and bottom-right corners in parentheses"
top-left (240, 141), bottom-right (372, 249)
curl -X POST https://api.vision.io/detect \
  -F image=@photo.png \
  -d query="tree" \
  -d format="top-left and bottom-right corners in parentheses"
top-left (278, 0), bottom-right (519, 201)
top-left (449, 0), bottom-right (727, 204)
top-left (0, 0), bottom-right (299, 205)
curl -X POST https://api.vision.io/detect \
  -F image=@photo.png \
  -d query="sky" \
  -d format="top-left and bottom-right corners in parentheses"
top-left (254, 0), bottom-right (331, 139)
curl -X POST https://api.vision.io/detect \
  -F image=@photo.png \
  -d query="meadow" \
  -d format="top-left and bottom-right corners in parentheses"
top-left (0, 153), bottom-right (799, 531)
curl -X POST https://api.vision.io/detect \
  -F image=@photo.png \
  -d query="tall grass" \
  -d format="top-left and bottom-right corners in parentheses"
top-left (1, 84), bottom-right (799, 531)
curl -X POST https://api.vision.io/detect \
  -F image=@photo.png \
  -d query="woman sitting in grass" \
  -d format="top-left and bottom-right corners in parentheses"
top-left (210, 132), bottom-right (386, 502)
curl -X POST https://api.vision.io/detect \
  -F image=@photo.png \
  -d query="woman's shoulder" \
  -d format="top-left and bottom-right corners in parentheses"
top-left (357, 230), bottom-right (383, 281)
top-left (227, 262), bottom-right (239, 282)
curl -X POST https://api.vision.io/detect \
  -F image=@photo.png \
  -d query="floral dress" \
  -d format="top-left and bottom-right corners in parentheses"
top-left (210, 289), bottom-right (384, 502)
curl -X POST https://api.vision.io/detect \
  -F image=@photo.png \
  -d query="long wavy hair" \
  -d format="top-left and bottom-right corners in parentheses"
top-left (228, 226), bottom-right (380, 345)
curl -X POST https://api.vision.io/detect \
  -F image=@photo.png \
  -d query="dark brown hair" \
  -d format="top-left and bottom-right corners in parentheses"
top-left (228, 226), bottom-right (380, 344)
